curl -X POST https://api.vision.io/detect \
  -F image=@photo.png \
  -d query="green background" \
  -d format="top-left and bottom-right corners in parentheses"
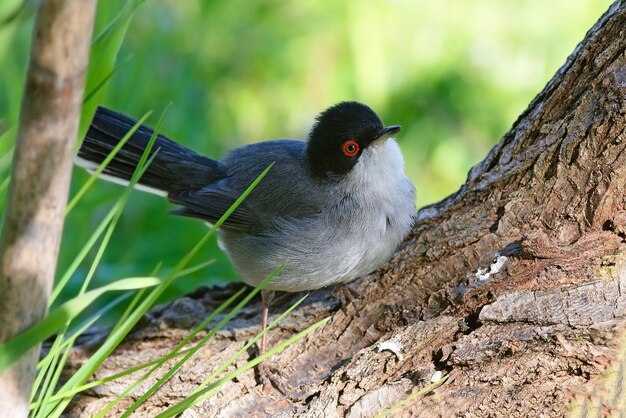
top-left (0, 0), bottom-right (614, 309)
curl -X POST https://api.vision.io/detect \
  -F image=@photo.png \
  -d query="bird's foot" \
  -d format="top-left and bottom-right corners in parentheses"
top-left (257, 362), bottom-right (289, 395)
top-left (334, 282), bottom-right (361, 313)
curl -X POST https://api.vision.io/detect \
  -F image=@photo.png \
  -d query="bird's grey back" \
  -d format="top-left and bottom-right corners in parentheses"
top-left (218, 140), bottom-right (338, 225)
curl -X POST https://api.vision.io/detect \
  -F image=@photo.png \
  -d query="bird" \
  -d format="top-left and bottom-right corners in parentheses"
top-left (76, 101), bottom-right (417, 354)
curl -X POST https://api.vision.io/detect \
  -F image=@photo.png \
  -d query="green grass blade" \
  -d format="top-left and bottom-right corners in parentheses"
top-left (67, 111), bottom-right (152, 214)
top-left (0, 138), bottom-right (15, 209)
top-left (31, 294), bottom-right (130, 410)
top-left (373, 375), bottom-right (449, 418)
top-left (0, 0), bottom-right (27, 26)
top-left (97, 287), bottom-right (246, 418)
top-left (41, 121), bottom-right (165, 417)
top-left (31, 332), bottom-right (64, 405)
top-left (0, 175), bottom-right (9, 191)
top-left (33, 338), bottom-right (71, 418)
top-left (133, 102), bottom-right (171, 171)
top-left (0, 277), bottom-right (161, 372)
top-left (31, 347), bottom-right (194, 409)
top-left (111, 263), bottom-right (161, 334)
top-left (43, 109), bottom-right (188, 416)
top-left (55, 127), bottom-right (160, 302)
top-left (78, 203), bottom-right (126, 296)
top-left (177, 163), bottom-right (274, 271)
top-left (70, 105), bottom-right (167, 311)
top-left (80, 0), bottom-right (145, 137)
top-left (40, 177), bottom-right (154, 418)
top-left (51, 204), bottom-right (116, 303)
top-left (48, 164), bottom-right (272, 417)
top-left (36, 294), bottom-right (131, 372)
top-left (172, 259), bottom-right (215, 280)
top-left (156, 316), bottom-right (331, 418)
top-left (190, 294), bottom-right (308, 397)
top-left (83, 53), bottom-right (133, 105)
top-left (120, 270), bottom-right (281, 417)
top-left (73, 116), bottom-right (163, 300)
top-left (33, 296), bottom-right (133, 416)
top-left (31, 351), bottom-right (56, 402)
top-left (0, 175), bottom-right (9, 206)
top-left (0, 127), bottom-right (16, 146)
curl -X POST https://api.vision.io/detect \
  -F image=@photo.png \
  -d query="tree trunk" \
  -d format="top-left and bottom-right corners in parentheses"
top-left (67, 1), bottom-right (625, 417)
top-left (0, 1), bottom-right (96, 416)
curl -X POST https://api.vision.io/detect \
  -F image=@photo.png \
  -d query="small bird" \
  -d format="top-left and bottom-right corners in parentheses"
top-left (76, 102), bottom-right (416, 354)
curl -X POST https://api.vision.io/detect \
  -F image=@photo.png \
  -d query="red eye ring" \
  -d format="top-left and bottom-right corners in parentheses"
top-left (342, 140), bottom-right (360, 157)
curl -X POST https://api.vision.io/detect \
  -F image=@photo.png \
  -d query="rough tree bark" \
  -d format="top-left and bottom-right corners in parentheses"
top-left (67, 1), bottom-right (625, 417)
top-left (0, 1), bottom-right (96, 416)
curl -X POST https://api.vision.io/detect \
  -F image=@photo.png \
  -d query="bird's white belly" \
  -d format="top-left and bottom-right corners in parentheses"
top-left (219, 185), bottom-right (415, 292)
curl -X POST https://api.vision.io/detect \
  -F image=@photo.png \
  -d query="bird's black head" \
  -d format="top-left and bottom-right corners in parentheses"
top-left (306, 101), bottom-right (401, 179)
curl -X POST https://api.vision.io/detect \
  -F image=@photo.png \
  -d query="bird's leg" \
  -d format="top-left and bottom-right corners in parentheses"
top-left (256, 290), bottom-right (288, 394)
top-left (260, 303), bottom-right (268, 354)
top-left (334, 281), bottom-right (361, 313)
top-left (259, 289), bottom-right (274, 355)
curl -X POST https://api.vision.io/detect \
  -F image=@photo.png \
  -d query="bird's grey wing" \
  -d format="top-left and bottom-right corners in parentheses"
top-left (169, 139), bottom-right (333, 230)
top-left (168, 186), bottom-right (258, 230)
top-left (168, 173), bottom-right (327, 230)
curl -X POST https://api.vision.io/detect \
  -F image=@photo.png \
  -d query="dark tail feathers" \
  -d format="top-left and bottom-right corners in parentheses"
top-left (77, 107), bottom-right (224, 195)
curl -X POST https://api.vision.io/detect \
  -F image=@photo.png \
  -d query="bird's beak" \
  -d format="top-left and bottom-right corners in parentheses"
top-left (376, 125), bottom-right (401, 143)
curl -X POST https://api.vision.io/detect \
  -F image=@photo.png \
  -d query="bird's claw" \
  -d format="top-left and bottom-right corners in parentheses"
top-left (258, 362), bottom-right (288, 395)
top-left (334, 282), bottom-right (361, 313)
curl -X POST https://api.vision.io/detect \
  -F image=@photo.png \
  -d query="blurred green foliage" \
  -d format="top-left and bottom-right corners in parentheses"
top-left (0, 0), bottom-right (613, 306)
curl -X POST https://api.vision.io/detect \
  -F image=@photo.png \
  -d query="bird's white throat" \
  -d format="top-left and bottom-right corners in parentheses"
top-left (345, 138), bottom-right (406, 190)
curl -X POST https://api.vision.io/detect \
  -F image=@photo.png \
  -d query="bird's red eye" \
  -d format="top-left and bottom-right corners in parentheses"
top-left (342, 140), bottom-right (359, 157)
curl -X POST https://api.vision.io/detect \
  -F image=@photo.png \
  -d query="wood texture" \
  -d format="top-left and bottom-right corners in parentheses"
top-left (0, 1), bottom-right (96, 416)
top-left (66, 1), bottom-right (625, 416)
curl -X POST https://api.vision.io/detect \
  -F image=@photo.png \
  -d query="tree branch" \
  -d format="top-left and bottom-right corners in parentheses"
top-left (0, 1), bottom-right (96, 415)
